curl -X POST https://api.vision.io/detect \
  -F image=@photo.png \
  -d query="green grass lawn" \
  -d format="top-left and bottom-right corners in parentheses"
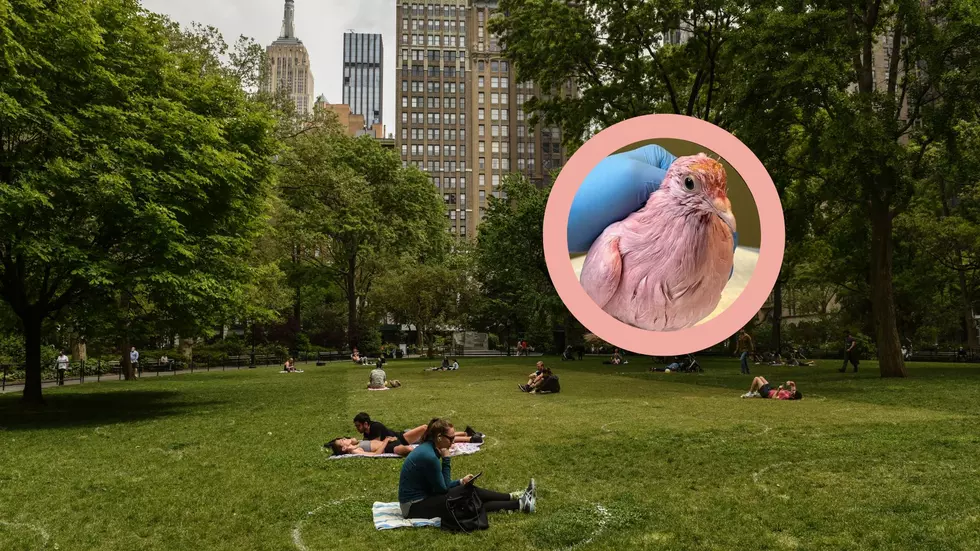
top-left (2, 356), bottom-right (979, 551)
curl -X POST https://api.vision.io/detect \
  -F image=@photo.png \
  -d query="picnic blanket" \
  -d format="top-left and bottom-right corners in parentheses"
top-left (372, 502), bottom-right (440, 530)
top-left (367, 386), bottom-right (389, 391)
top-left (328, 442), bottom-right (483, 460)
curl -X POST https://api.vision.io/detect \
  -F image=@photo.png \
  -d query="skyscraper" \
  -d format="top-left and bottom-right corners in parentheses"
top-left (342, 33), bottom-right (384, 131)
top-left (263, 0), bottom-right (315, 116)
top-left (395, 0), bottom-right (571, 238)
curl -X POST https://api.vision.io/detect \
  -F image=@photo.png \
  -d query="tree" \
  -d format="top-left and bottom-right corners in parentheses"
top-left (745, 0), bottom-right (980, 376)
top-left (474, 175), bottom-right (565, 351)
top-left (490, 0), bottom-right (751, 149)
top-left (373, 263), bottom-right (458, 358)
top-left (278, 125), bottom-right (446, 350)
top-left (0, 0), bottom-right (279, 403)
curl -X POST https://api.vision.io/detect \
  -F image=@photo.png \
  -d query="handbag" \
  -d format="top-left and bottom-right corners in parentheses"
top-left (440, 483), bottom-right (489, 532)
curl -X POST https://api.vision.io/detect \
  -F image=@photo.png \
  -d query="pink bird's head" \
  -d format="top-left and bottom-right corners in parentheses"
top-left (660, 153), bottom-right (736, 233)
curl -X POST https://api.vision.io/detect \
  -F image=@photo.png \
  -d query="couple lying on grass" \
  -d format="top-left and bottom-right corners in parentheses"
top-left (398, 417), bottom-right (536, 519)
top-left (326, 412), bottom-right (485, 457)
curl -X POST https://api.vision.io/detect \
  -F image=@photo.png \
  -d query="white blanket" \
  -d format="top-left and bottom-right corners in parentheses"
top-left (328, 442), bottom-right (483, 460)
top-left (372, 502), bottom-right (440, 530)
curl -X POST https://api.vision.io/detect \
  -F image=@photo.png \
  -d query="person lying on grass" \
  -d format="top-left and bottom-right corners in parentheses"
top-left (741, 377), bottom-right (803, 400)
top-left (354, 413), bottom-right (484, 444)
top-left (327, 436), bottom-right (414, 457)
top-left (398, 418), bottom-right (536, 519)
top-left (426, 357), bottom-right (460, 371)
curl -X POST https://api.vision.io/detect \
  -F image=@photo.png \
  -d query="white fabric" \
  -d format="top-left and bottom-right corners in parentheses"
top-left (372, 502), bottom-right (440, 530)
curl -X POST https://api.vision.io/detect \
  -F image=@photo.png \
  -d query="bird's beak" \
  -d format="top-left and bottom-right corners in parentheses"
top-left (712, 197), bottom-right (737, 233)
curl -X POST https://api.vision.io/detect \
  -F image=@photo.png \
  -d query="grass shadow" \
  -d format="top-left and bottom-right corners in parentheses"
top-left (0, 390), bottom-right (226, 431)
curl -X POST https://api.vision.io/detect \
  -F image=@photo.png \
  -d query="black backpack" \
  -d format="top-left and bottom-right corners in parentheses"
top-left (440, 484), bottom-right (489, 533)
top-left (538, 375), bottom-right (561, 393)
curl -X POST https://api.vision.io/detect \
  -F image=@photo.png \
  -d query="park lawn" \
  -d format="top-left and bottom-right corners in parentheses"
top-left (1, 357), bottom-right (979, 551)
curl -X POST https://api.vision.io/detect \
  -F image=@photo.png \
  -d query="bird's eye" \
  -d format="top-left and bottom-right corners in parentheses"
top-left (684, 177), bottom-right (697, 191)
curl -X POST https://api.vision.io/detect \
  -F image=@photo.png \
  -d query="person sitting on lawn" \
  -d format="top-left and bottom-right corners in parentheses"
top-left (520, 366), bottom-right (559, 393)
top-left (741, 377), bottom-right (802, 400)
top-left (523, 361), bottom-right (546, 389)
top-left (283, 358), bottom-right (303, 373)
top-left (368, 365), bottom-right (401, 389)
top-left (397, 418), bottom-right (536, 519)
top-left (353, 413), bottom-right (484, 445)
top-left (351, 348), bottom-right (361, 364)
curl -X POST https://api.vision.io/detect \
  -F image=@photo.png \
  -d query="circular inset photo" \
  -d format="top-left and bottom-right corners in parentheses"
top-left (543, 115), bottom-right (784, 356)
top-left (568, 139), bottom-right (760, 331)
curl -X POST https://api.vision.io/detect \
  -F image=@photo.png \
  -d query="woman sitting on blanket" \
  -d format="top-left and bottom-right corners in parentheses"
top-left (741, 377), bottom-right (803, 400)
top-left (398, 418), bottom-right (536, 519)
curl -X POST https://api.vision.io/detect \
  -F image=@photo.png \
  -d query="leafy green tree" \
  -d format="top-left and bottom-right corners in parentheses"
top-left (373, 263), bottom-right (459, 358)
top-left (0, 0), bottom-right (279, 403)
top-left (278, 125), bottom-right (446, 350)
top-left (474, 174), bottom-right (565, 350)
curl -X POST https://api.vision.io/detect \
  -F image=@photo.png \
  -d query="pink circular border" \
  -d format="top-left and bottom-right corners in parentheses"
top-left (544, 114), bottom-right (785, 355)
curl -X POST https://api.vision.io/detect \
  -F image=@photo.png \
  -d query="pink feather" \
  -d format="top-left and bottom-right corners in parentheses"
top-left (580, 153), bottom-right (736, 331)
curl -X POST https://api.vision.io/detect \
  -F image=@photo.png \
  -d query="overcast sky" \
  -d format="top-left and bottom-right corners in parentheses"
top-left (140, 0), bottom-right (398, 136)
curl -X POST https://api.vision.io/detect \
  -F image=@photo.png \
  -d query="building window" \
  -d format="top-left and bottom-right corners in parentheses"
top-left (479, 141), bottom-right (485, 153)
top-left (478, 76), bottom-right (485, 87)
top-left (501, 77), bottom-right (509, 88)
top-left (478, 60), bottom-right (485, 72)
top-left (479, 92), bottom-right (485, 104)
top-left (491, 125), bottom-right (499, 137)
top-left (491, 77), bottom-right (499, 88)
top-left (492, 174), bottom-right (500, 186)
top-left (479, 190), bottom-right (486, 202)
top-left (479, 125), bottom-right (485, 137)
top-left (402, 144), bottom-right (408, 156)
top-left (491, 60), bottom-right (499, 72)
top-left (491, 93), bottom-right (499, 104)
top-left (479, 174), bottom-right (485, 186)
top-left (479, 157), bottom-right (485, 169)
top-left (501, 109), bottom-right (509, 121)
top-left (491, 109), bottom-right (499, 120)
top-left (502, 158), bottom-right (510, 170)
top-left (502, 61), bottom-right (509, 72)
top-left (491, 142), bottom-right (499, 154)
top-left (478, 108), bottom-right (485, 120)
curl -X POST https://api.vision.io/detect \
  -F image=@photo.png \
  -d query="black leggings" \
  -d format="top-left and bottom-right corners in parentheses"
top-left (408, 484), bottom-right (518, 518)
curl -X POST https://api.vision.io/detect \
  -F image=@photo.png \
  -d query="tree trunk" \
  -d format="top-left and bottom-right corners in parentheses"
top-left (870, 204), bottom-right (907, 377)
top-left (293, 285), bottom-right (302, 330)
top-left (346, 255), bottom-right (358, 350)
top-left (959, 268), bottom-right (978, 347)
top-left (21, 311), bottom-right (44, 405)
top-left (771, 280), bottom-right (783, 354)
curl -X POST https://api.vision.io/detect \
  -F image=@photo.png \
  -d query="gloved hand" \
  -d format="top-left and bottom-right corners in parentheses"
top-left (567, 144), bottom-right (738, 276)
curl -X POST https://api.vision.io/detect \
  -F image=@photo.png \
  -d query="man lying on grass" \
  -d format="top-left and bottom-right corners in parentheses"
top-left (354, 413), bottom-right (484, 444)
top-left (398, 418), bottom-right (536, 519)
top-left (741, 377), bottom-right (803, 400)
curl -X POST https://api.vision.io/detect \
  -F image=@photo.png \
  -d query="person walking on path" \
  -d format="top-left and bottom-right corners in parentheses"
top-left (56, 351), bottom-right (70, 386)
top-left (736, 330), bottom-right (754, 375)
top-left (130, 346), bottom-right (140, 378)
top-left (839, 332), bottom-right (859, 373)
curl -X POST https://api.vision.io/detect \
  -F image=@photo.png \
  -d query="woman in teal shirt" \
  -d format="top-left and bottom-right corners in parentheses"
top-left (398, 419), bottom-right (536, 519)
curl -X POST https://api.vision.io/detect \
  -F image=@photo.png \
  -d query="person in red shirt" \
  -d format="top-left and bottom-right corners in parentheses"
top-left (741, 377), bottom-right (802, 400)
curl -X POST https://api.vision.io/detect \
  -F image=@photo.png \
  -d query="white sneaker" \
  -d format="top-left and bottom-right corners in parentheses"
top-left (519, 493), bottom-right (536, 513)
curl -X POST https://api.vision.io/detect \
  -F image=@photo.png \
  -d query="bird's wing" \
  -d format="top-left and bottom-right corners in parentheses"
top-left (580, 228), bottom-right (623, 308)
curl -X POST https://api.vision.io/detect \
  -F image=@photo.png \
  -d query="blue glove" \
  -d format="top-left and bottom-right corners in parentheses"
top-left (566, 144), bottom-right (738, 275)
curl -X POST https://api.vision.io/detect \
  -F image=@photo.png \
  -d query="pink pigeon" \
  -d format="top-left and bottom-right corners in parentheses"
top-left (579, 153), bottom-right (736, 331)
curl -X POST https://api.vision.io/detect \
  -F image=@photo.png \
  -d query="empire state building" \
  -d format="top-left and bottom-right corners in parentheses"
top-left (262, 0), bottom-right (315, 116)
